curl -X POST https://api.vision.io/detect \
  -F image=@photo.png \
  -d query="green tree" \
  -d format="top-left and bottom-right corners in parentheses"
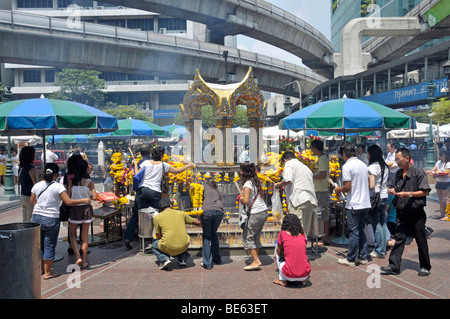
top-left (432, 98), bottom-right (450, 125)
top-left (103, 103), bottom-right (151, 121)
top-left (173, 104), bottom-right (249, 128)
top-left (403, 110), bottom-right (431, 124)
top-left (50, 68), bottom-right (107, 108)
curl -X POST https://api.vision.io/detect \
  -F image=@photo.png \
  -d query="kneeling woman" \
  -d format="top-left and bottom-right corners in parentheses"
top-left (274, 214), bottom-right (311, 287)
top-left (31, 163), bottom-right (91, 280)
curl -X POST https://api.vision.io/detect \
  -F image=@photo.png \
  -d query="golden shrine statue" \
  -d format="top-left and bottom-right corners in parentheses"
top-left (180, 67), bottom-right (266, 166)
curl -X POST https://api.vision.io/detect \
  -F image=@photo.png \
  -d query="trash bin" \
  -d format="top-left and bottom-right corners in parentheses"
top-left (138, 207), bottom-right (157, 239)
top-left (0, 222), bottom-right (41, 299)
top-left (310, 208), bottom-right (325, 238)
top-left (138, 207), bottom-right (157, 254)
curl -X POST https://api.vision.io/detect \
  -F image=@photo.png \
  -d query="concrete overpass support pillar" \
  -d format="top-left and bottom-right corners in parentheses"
top-left (424, 56), bottom-right (429, 82)
top-left (334, 18), bottom-right (421, 77)
top-left (388, 68), bottom-right (391, 91)
top-left (404, 63), bottom-right (408, 87)
top-left (373, 73), bottom-right (377, 94)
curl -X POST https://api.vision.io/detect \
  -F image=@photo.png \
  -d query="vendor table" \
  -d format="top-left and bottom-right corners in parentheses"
top-left (89, 206), bottom-right (122, 246)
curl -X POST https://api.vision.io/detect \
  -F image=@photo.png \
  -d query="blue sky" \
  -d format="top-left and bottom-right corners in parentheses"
top-left (237, 0), bottom-right (331, 67)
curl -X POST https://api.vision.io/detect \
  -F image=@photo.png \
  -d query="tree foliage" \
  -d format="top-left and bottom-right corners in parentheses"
top-left (103, 103), bottom-right (151, 121)
top-left (50, 68), bottom-right (107, 108)
top-left (432, 98), bottom-right (450, 125)
top-left (173, 104), bottom-right (249, 128)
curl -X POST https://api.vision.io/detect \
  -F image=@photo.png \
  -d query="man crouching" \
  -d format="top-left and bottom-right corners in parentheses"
top-left (152, 197), bottom-right (201, 270)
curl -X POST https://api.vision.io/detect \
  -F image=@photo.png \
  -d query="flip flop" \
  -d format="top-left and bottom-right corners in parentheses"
top-left (244, 265), bottom-right (262, 271)
top-left (81, 261), bottom-right (90, 270)
top-left (43, 272), bottom-right (61, 280)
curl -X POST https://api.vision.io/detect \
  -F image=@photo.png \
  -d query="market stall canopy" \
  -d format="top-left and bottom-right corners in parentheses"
top-left (279, 98), bottom-right (412, 132)
top-left (0, 98), bottom-right (118, 136)
top-left (230, 126), bottom-right (304, 141)
top-left (0, 135), bottom-right (42, 145)
top-left (387, 122), bottom-right (437, 139)
top-left (438, 123), bottom-right (450, 138)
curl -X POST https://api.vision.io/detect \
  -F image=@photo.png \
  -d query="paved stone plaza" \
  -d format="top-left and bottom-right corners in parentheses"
top-left (0, 184), bottom-right (448, 303)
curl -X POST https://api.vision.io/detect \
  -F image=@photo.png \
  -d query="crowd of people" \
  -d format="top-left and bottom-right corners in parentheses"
top-left (11, 136), bottom-right (448, 284)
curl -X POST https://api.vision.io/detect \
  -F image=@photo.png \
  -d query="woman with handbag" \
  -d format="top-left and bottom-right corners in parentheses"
top-left (273, 214), bottom-right (311, 287)
top-left (367, 145), bottom-right (389, 259)
top-left (31, 163), bottom-right (91, 280)
top-left (68, 160), bottom-right (97, 269)
top-left (124, 145), bottom-right (195, 249)
top-left (61, 154), bottom-right (84, 254)
top-left (239, 163), bottom-right (268, 271)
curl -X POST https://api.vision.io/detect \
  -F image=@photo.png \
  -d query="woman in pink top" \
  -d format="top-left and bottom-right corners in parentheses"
top-left (274, 214), bottom-right (311, 287)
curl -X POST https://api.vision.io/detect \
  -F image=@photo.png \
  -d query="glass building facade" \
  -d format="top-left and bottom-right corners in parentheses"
top-left (331, 0), bottom-right (423, 52)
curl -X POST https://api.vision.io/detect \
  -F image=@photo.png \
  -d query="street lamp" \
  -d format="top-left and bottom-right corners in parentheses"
top-left (284, 97), bottom-right (293, 138)
top-left (426, 82), bottom-right (437, 169)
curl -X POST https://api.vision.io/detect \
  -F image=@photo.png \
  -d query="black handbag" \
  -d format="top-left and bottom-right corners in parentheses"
top-left (369, 165), bottom-right (385, 215)
top-left (59, 203), bottom-right (71, 222)
top-left (369, 192), bottom-right (381, 215)
top-left (239, 194), bottom-right (257, 230)
top-left (160, 164), bottom-right (169, 198)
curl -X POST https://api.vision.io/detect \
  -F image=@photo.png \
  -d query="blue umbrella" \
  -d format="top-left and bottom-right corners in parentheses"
top-left (162, 124), bottom-right (186, 137)
top-left (280, 98), bottom-right (411, 132)
top-left (0, 98), bottom-right (118, 136)
top-left (91, 119), bottom-right (167, 139)
top-left (0, 97), bottom-right (118, 169)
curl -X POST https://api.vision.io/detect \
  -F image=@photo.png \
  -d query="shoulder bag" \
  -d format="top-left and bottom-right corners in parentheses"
top-left (239, 189), bottom-right (258, 230)
top-left (160, 163), bottom-right (169, 198)
top-left (369, 166), bottom-right (384, 215)
top-left (132, 166), bottom-right (147, 191)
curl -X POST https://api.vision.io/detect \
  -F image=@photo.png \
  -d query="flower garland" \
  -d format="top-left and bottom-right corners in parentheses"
top-left (109, 152), bottom-right (125, 184)
top-left (189, 182), bottom-right (204, 215)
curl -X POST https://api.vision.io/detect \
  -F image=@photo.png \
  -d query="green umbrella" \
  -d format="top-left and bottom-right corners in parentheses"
top-left (92, 119), bottom-right (167, 139)
top-left (280, 98), bottom-right (411, 132)
top-left (0, 98), bottom-right (117, 136)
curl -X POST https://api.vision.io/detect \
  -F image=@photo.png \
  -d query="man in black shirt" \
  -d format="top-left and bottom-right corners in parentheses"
top-left (381, 148), bottom-right (432, 276)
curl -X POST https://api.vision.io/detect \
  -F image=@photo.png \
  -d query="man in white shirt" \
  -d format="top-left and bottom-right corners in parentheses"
top-left (42, 144), bottom-right (58, 164)
top-left (274, 151), bottom-right (317, 236)
top-left (385, 142), bottom-right (399, 179)
top-left (335, 142), bottom-right (371, 267)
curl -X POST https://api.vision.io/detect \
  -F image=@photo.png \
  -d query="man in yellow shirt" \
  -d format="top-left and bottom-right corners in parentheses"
top-left (311, 139), bottom-right (330, 245)
top-left (152, 197), bottom-right (201, 270)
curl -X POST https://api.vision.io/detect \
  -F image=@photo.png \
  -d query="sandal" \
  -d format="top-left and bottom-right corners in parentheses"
top-left (273, 280), bottom-right (287, 287)
top-left (81, 261), bottom-right (90, 270)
